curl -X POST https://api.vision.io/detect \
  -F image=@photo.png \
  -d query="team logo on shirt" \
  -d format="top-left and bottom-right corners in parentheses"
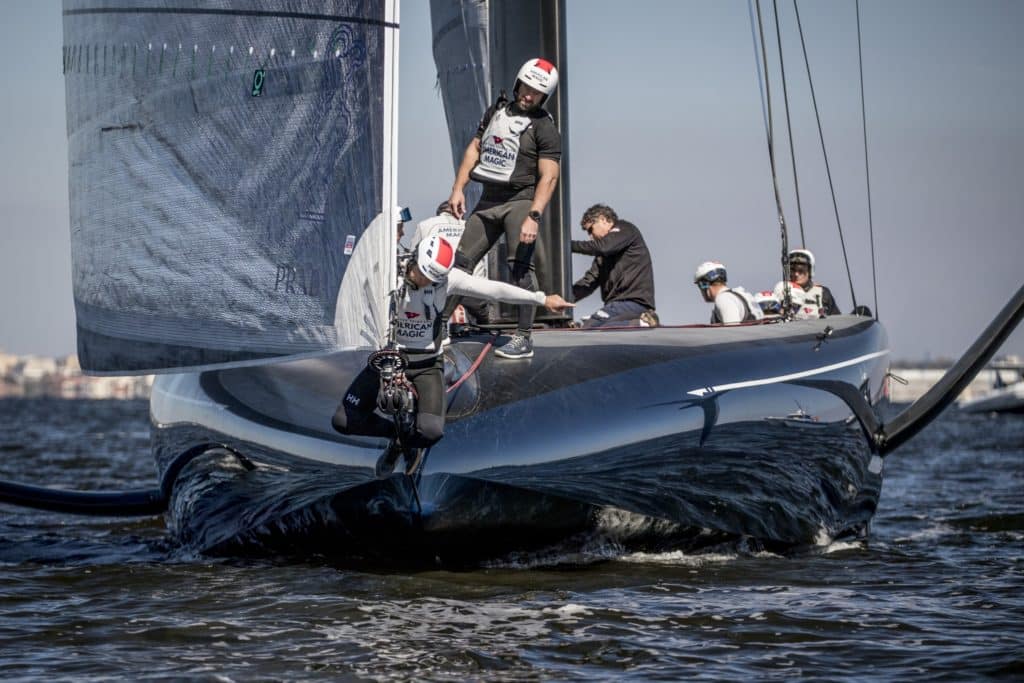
top-left (492, 135), bottom-right (504, 144)
top-left (404, 312), bottom-right (421, 319)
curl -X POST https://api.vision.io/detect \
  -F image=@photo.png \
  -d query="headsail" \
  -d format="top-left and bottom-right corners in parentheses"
top-left (63, 0), bottom-right (399, 374)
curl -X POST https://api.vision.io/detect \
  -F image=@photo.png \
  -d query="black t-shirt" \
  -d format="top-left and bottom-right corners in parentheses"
top-left (471, 103), bottom-right (561, 202)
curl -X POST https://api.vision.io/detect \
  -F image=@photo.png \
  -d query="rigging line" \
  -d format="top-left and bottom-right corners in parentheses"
top-left (747, 0), bottom-right (771, 142)
top-left (856, 0), bottom-right (880, 320)
top-left (755, 0), bottom-right (793, 315)
top-left (792, 0), bottom-right (858, 310)
top-left (772, 0), bottom-right (807, 248)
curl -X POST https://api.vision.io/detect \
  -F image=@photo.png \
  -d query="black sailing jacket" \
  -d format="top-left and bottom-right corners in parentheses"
top-left (571, 220), bottom-right (656, 310)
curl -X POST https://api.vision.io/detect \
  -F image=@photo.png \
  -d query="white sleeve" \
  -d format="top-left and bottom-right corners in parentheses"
top-left (448, 268), bottom-right (546, 306)
top-left (714, 291), bottom-right (747, 324)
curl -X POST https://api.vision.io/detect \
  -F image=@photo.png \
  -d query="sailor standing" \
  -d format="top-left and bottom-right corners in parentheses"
top-left (331, 235), bottom-right (573, 477)
top-left (446, 58), bottom-right (562, 360)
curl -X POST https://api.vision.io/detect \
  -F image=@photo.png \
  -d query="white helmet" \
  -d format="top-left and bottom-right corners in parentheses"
top-left (515, 58), bottom-right (559, 100)
top-left (754, 290), bottom-right (782, 315)
top-left (788, 249), bottom-right (815, 275)
top-left (416, 234), bottom-right (455, 283)
top-left (694, 261), bottom-right (728, 286)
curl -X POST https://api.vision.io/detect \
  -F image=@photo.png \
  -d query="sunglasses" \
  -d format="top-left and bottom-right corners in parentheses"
top-left (582, 222), bottom-right (594, 235)
top-left (791, 265), bottom-right (810, 275)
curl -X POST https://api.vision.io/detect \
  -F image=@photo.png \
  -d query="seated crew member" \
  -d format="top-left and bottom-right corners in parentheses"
top-left (571, 204), bottom-right (658, 328)
top-left (332, 235), bottom-right (574, 478)
top-left (410, 201), bottom-right (467, 253)
top-left (772, 248), bottom-right (841, 319)
top-left (694, 261), bottom-right (764, 324)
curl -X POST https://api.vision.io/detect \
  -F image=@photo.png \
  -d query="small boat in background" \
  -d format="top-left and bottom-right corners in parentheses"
top-left (959, 360), bottom-right (1024, 414)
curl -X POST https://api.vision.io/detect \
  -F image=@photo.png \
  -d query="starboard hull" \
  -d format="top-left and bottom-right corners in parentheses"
top-left (151, 316), bottom-right (889, 562)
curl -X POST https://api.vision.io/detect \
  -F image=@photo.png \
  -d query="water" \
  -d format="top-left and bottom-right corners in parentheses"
top-left (1, 399), bottom-right (1021, 680)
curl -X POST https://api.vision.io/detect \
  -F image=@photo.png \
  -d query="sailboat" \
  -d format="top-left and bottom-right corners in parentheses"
top-left (959, 360), bottom-right (1024, 414)
top-left (2, 0), bottom-right (1021, 564)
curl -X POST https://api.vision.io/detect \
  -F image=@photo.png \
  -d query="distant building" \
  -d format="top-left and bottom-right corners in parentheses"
top-left (0, 348), bottom-right (152, 399)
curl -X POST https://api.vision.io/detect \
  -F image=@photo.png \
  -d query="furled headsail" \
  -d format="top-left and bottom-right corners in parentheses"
top-left (63, 0), bottom-right (400, 374)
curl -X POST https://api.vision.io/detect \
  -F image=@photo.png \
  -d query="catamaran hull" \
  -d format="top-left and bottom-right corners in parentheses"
top-left (151, 316), bottom-right (889, 562)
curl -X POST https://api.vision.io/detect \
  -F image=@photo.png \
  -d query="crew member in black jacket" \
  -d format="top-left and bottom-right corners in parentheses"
top-left (571, 204), bottom-right (658, 328)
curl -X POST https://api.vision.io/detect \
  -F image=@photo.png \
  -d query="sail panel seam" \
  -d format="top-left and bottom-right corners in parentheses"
top-left (64, 7), bottom-right (399, 28)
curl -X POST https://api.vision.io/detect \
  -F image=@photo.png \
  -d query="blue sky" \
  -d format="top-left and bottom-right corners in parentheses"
top-left (1, 0), bottom-right (1022, 360)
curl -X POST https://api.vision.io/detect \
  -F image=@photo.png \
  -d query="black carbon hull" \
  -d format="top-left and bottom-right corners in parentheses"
top-left (151, 316), bottom-right (889, 562)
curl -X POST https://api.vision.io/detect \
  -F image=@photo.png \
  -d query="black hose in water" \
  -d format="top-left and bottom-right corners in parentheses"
top-left (0, 479), bottom-right (167, 516)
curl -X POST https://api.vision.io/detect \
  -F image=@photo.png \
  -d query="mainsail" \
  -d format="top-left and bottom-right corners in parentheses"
top-left (63, 0), bottom-right (399, 374)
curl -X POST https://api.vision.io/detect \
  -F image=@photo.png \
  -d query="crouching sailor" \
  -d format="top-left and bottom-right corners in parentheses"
top-left (331, 235), bottom-right (574, 478)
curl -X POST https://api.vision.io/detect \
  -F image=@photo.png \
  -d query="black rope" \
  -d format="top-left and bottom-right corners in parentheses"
top-left (793, 0), bottom-right (858, 310)
top-left (772, 0), bottom-right (806, 247)
top-left (856, 0), bottom-right (880, 319)
top-left (754, 1), bottom-right (793, 315)
top-left (748, 0), bottom-right (771, 142)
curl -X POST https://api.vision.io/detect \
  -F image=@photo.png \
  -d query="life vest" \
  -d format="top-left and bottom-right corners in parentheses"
top-left (394, 280), bottom-right (448, 354)
top-left (411, 214), bottom-right (466, 252)
top-left (471, 105), bottom-right (535, 185)
top-left (773, 281), bottom-right (820, 319)
top-left (711, 287), bottom-right (762, 323)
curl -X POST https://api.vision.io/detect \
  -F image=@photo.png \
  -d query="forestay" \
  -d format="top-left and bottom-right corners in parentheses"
top-left (63, 0), bottom-right (399, 374)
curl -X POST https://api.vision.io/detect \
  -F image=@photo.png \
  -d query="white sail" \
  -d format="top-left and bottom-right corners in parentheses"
top-left (63, 0), bottom-right (399, 374)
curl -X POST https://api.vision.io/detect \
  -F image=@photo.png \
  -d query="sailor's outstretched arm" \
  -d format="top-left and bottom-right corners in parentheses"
top-left (448, 269), bottom-right (573, 313)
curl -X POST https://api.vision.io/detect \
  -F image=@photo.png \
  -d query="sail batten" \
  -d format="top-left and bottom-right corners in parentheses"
top-left (64, 0), bottom-right (398, 374)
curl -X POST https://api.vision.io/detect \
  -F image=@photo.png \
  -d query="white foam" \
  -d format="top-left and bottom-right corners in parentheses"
top-left (619, 550), bottom-right (739, 566)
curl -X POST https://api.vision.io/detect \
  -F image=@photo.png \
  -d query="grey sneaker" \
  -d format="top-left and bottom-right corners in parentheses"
top-left (494, 333), bottom-right (533, 359)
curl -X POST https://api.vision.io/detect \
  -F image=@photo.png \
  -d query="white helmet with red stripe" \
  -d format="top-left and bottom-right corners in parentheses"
top-left (416, 234), bottom-right (455, 283)
top-left (515, 58), bottom-right (559, 100)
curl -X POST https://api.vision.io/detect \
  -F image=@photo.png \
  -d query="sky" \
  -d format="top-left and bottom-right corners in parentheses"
top-left (1, 0), bottom-right (1022, 362)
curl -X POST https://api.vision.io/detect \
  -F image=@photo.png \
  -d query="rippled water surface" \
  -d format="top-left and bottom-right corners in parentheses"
top-left (1, 398), bottom-right (1022, 680)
